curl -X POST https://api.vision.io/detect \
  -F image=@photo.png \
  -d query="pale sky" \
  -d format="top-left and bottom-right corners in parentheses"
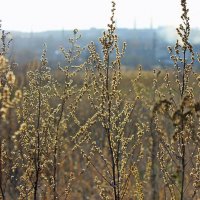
top-left (0, 0), bottom-right (199, 32)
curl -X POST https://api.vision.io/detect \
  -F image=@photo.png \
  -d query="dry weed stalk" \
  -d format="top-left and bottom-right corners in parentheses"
top-left (71, 2), bottom-right (147, 199)
top-left (152, 0), bottom-right (200, 199)
top-left (0, 22), bottom-right (21, 200)
top-left (13, 30), bottom-right (90, 199)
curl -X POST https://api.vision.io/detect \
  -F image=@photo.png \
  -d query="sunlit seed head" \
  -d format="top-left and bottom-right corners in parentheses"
top-left (6, 71), bottom-right (16, 85)
top-left (15, 90), bottom-right (22, 99)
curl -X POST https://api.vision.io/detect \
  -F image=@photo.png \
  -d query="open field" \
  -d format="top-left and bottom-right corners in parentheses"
top-left (0, 0), bottom-right (200, 199)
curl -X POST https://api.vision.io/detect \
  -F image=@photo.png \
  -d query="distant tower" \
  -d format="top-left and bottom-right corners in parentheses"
top-left (150, 17), bottom-right (153, 29)
top-left (30, 30), bottom-right (33, 39)
top-left (134, 18), bottom-right (137, 30)
top-left (151, 29), bottom-right (157, 67)
top-left (29, 30), bottom-right (34, 48)
top-left (61, 28), bottom-right (65, 43)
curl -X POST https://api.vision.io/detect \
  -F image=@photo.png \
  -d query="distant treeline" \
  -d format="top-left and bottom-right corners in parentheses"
top-left (8, 27), bottom-right (200, 69)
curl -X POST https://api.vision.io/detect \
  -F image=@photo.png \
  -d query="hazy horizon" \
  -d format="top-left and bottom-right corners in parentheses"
top-left (1, 0), bottom-right (199, 32)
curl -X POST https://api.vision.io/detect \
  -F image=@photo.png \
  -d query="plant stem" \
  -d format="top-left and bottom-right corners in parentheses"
top-left (105, 54), bottom-right (118, 200)
top-left (34, 83), bottom-right (41, 200)
top-left (150, 118), bottom-right (159, 200)
top-left (0, 140), bottom-right (5, 200)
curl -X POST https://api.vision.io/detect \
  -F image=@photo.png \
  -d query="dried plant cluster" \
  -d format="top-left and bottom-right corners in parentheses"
top-left (149, 1), bottom-right (200, 199)
top-left (0, 0), bottom-right (199, 200)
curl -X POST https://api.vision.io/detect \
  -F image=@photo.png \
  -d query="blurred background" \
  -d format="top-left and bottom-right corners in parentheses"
top-left (1, 0), bottom-right (200, 69)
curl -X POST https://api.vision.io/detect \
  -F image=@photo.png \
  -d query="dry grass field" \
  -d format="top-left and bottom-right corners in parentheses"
top-left (0, 0), bottom-right (200, 199)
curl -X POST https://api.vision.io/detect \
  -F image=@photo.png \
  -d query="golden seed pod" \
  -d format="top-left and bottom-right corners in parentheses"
top-left (3, 85), bottom-right (10, 97)
top-left (0, 55), bottom-right (8, 70)
top-left (15, 90), bottom-right (22, 99)
top-left (196, 75), bottom-right (200, 81)
top-left (6, 71), bottom-right (16, 85)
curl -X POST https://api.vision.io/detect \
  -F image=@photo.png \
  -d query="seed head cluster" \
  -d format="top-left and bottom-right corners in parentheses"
top-left (0, 1), bottom-right (200, 199)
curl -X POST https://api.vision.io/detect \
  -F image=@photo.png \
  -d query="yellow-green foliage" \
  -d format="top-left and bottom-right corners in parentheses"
top-left (0, 0), bottom-right (200, 200)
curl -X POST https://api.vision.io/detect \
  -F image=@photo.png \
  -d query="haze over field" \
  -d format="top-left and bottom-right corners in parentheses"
top-left (1, 0), bottom-right (199, 32)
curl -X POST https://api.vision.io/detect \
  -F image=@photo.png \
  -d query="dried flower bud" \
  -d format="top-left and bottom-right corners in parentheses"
top-left (6, 71), bottom-right (15, 85)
